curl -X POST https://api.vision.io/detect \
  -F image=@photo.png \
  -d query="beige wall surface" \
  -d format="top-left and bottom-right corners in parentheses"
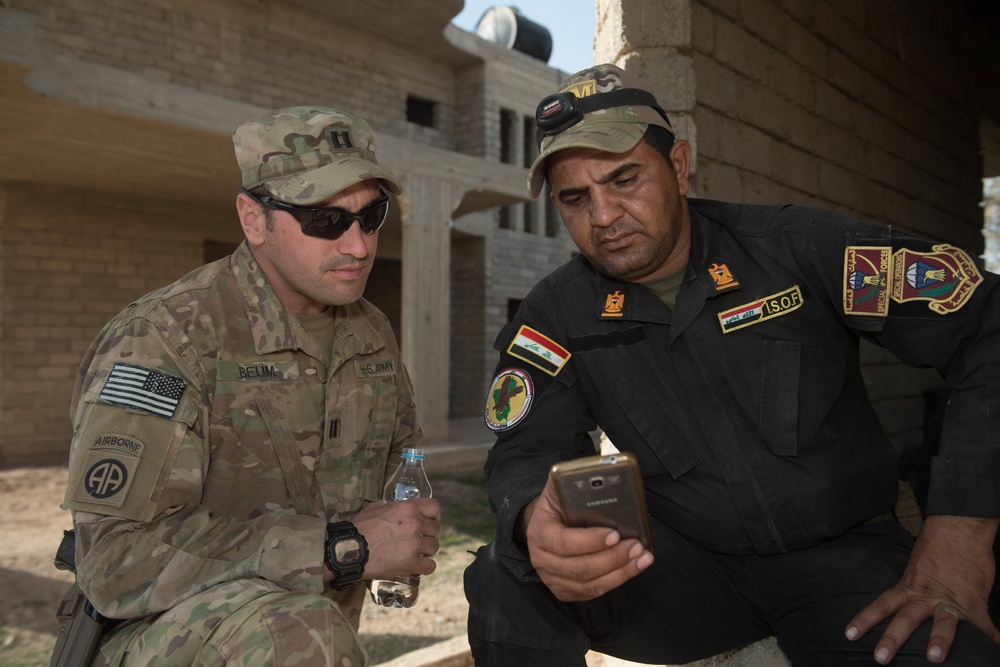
top-left (0, 182), bottom-right (239, 465)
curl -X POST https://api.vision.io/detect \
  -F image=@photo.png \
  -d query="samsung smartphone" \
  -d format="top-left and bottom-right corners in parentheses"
top-left (550, 452), bottom-right (653, 553)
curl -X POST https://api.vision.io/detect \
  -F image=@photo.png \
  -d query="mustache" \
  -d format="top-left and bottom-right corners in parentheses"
top-left (594, 220), bottom-right (640, 242)
top-left (321, 258), bottom-right (369, 272)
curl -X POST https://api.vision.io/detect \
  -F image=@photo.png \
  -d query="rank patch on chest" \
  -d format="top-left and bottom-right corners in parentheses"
top-left (709, 263), bottom-right (740, 291)
top-left (844, 246), bottom-right (891, 316)
top-left (485, 368), bottom-right (534, 431)
top-left (506, 326), bottom-right (570, 376)
top-left (601, 291), bottom-right (625, 318)
top-left (890, 244), bottom-right (982, 314)
top-left (98, 363), bottom-right (186, 419)
top-left (718, 286), bottom-right (804, 334)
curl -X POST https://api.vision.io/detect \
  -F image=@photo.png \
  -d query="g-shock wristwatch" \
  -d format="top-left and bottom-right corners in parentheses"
top-left (324, 521), bottom-right (369, 591)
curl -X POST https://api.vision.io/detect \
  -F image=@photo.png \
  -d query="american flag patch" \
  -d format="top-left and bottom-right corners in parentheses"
top-left (98, 363), bottom-right (186, 419)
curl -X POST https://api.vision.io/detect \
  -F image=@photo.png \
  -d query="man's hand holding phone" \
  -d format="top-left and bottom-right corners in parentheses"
top-left (521, 468), bottom-right (654, 602)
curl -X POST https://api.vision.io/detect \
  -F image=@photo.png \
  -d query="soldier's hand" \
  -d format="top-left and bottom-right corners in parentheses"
top-left (845, 515), bottom-right (1000, 664)
top-left (524, 474), bottom-right (653, 602)
top-left (351, 497), bottom-right (441, 581)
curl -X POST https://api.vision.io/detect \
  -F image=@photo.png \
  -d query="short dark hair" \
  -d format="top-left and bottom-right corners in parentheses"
top-left (641, 125), bottom-right (676, 170)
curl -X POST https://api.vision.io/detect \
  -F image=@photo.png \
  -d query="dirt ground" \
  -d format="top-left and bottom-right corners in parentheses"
top-left (0, 466), bottom-right (486, 666)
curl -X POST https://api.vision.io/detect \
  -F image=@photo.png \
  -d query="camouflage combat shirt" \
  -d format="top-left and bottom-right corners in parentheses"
top-left (62, 241), bottom-right (421, 626)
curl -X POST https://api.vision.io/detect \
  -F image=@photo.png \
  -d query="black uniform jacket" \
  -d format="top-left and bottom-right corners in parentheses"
top-left (484, 198), bottom-right (1000, 577)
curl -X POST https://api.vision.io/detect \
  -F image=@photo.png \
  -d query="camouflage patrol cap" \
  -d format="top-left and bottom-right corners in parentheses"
top-left (528, 63), bottom-right (673, 198)
top-left (233, 106), bottom-right (402, 205)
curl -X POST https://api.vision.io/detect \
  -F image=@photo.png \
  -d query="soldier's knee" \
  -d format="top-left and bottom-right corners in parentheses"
top-left (108, 584), bottom-right (366, 667)
top-left (219, 591), bottom-right (365, 667)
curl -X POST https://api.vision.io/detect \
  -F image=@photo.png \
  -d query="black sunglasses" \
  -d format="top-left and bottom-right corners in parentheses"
top-left (534, 88), bottom-right (672, 148)
top-left (241, 187), bottom-right (391, 240)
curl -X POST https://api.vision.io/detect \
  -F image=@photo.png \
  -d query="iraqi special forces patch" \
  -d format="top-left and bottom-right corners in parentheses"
top-left (844, 247), bottom-right (891, 316)
top-left (890, 245), bottom-right (983, 314)
top-left (718, 286), bottom-right (804, 334)
top-left (844, 244), bottom-right (982, 316)
top-left (485, 368), bottom-right (534, 431)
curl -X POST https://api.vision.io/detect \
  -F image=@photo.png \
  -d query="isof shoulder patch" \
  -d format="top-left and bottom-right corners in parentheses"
top-left (98, 362), bottom-right (186, 419)
top-left (844, 246), bottom-right (891, 316)
top-left (484, 368), bottom-right (534, 431)
top-left (506, 326), bottom-right (570, 376)
top-left (890, 244), bottom-right (983, 314)
top-left (718, 286), bottom-right (804, 334)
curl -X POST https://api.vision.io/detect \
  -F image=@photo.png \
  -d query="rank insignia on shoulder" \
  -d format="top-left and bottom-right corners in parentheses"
top-left (601, 291), bottom-right (625, 318)
top-left (506, 326), bottom-right (570, 376)
top-left (484, 368), bottom-right (534, 431)
top-left (709, 263), bottom-right (740, 291)
top-left (890, 244), bottom-right (982, 314)
top-left (98, 362), bottom-right (186, 419)
top-left (844, 246), bottom-right (891, 316)
top-left (718, 286), bottom-right (804, 334)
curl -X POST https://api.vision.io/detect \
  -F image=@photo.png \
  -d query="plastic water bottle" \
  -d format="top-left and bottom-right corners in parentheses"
top-left (368, 448), bottom-right (432, 608)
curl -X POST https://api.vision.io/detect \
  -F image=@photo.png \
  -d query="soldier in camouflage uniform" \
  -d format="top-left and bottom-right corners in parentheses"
top-left (61, 106), bottom-right (440, 666)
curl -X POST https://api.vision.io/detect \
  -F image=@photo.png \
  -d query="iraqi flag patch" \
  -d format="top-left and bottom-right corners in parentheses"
top-left (506, 326), bottom-right (570, 376)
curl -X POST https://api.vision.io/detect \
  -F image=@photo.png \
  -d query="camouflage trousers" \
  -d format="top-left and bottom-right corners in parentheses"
top-left (91, 578), bottom-right (368, 667)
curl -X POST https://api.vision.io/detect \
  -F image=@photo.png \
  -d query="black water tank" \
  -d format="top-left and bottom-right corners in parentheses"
top-left (474, 5), bottom-right (553, 63)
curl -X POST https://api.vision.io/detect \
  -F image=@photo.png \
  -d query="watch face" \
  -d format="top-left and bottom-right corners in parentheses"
top-left (334, 537), bottom-right (364, 565)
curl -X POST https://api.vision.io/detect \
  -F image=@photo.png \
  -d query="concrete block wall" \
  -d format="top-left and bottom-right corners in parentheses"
top-left (485, 230), bottom-right (574, 387)
top-left (3, 0), bottom-right (458, 153)
top-left (0, 182), bottom-right (237, 467)
top-left (688, 0), bottom-right (984, 249)
top-left (597, 0), bottom-right (986, 247)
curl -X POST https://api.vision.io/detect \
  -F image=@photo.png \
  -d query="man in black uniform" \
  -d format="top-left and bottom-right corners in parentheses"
top-left (464, 63), bottom-right (1000, 666)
